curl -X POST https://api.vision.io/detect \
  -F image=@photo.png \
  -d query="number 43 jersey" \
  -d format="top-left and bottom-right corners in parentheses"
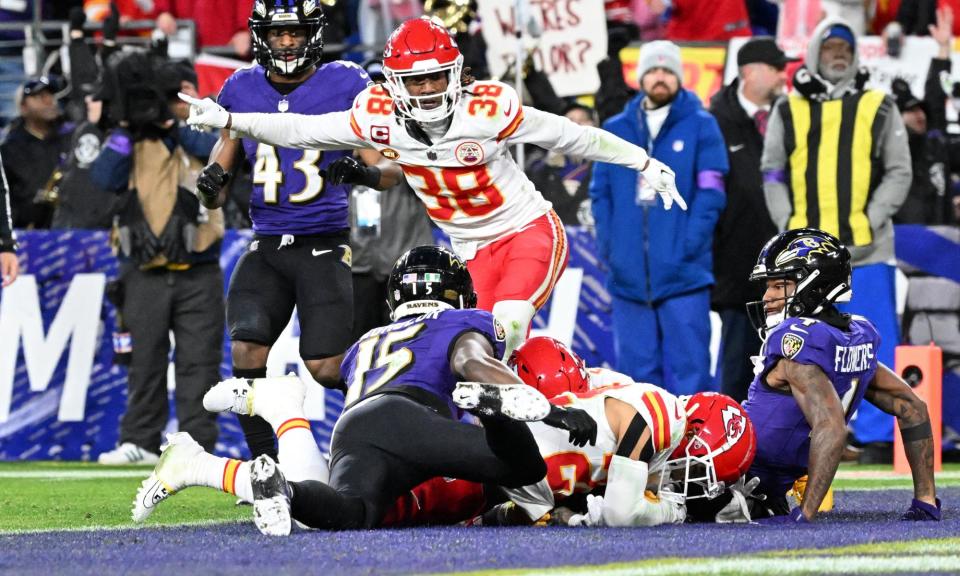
top-left (339, 309), bottom-right (507, 416)
top-left (742, 315), bottom-right (880, 471)
top-left (217, 62), bottom-right (370, 235)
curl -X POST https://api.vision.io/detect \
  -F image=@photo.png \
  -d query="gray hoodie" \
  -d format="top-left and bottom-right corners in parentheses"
top-left (761, 17), bottom-right (911, 267)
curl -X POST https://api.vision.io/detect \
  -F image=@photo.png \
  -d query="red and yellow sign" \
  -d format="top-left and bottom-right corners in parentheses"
top-left (620, 44), bottom-right (728, 104)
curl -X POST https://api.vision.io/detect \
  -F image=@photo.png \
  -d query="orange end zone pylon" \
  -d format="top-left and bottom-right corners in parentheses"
top-left (893, 344), bottom-right (942, 474)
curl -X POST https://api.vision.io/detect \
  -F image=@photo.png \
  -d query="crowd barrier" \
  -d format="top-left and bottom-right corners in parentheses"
top-left (0, 226), bottom-right (956, 460)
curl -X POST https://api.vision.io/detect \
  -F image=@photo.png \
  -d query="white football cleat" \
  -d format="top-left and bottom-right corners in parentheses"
top-left (131, 432), bottom-right (204, 522)
top-left (453, 382), bottom-right (550, 422)
top-left (203, 374), bottom-right (306, 424)
top-left (98, 442), bottom-right (159, 465)
top-left (250, 455), bottom-right (292, 537)
top-left (203, 377), bottom-right (254, 415)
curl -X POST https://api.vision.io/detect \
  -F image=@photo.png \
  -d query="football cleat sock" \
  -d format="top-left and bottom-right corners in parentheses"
top-left (492, 300), bottom-right (536, 361)
top-left (276, 418), bottom-right (329, 483)
top-left (232, 367), bottom-right (278, 460)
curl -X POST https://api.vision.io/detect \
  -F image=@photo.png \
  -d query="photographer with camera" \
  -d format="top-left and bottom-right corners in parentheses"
top-left (91, 48), bottom-right (225, 465)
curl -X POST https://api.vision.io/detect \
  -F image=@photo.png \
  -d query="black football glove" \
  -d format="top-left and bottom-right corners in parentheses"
top-left (326, 156), bottom-right (381, 188)
top-left (196, 162), bottom-right (229, 204)
top-left (542, 405), bottom-right (597, 448)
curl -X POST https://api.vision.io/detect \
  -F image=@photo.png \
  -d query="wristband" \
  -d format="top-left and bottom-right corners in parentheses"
top-left (359, 166), bottom-right (381, 189)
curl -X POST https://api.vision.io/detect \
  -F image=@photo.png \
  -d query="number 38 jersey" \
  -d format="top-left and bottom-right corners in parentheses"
top-left (217, 62), bottom-right (370, 235)
top-left (339, 308), bottom-right (506, 417)
top-left (742, 315), bottom-right (880, 472)
top-left (506, 373), bottom-right (686, 521)
top-left (347, 80), bottom-right (549, 244)
top-left (229, 80), bottom-right (651, 245)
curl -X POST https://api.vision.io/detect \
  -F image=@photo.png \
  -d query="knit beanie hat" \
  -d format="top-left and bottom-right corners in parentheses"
top-left (638, 40), bottom-right (683, 81)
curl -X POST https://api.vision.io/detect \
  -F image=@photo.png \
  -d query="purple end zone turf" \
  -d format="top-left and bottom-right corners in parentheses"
top-left (2, 488), bottom-right (957, 575)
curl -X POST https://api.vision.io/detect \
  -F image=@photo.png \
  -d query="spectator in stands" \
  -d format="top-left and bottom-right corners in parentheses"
top-left (709, 37), bottom-right (788, 402)
top-left (651, 0), bottom-right (752, 41)
top-left (590, 40), bottom-right (728, 396)
top-left (92, 52), bottom-right (224, 464)
top-left (155, 0), bottom-right (254, 57)
top-left (527, 103), bottom-right (599, 228)
top-left (892, 7), bottom-right (956, 226)
top-left (0, 151), bottom-right (17, 287)
top-left (762, 18), bottom-right (911, 456)
top-left (52, 7), bottom-right (117, 229)
top-left (1, 77), bottom-right (73, 229)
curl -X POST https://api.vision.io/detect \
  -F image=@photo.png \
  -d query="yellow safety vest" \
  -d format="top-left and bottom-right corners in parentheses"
top-left (779, 90), bottom-right (889, 246)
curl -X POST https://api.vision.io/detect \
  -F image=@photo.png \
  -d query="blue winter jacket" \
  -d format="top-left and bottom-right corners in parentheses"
top-left (590, 88), bottom-right (728, 304)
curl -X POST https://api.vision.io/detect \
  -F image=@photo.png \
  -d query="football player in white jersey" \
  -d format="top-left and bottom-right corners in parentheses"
top-left (180, 16), bottom-right (685, 359)
top-left (382, 337), bottom-right (757, 528)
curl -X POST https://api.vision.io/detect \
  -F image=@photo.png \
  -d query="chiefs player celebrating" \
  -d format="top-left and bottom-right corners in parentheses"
top-left (181, 17), bottom-right (685, 358)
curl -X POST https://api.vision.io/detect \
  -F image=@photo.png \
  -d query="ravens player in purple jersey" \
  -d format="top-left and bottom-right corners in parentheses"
top-left (193, 0), bottom-right (400, 460)
top-left (739, 228), bottom-right (939, 522)
top-left (237, 246), bottom-right (597, 534)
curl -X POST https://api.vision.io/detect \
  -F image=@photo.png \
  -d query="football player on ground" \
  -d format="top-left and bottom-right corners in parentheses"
top-left (132, 246), bottom-right (598, 536)
top-left (181, 16), bottom-right (685, 360)
top-left (740, 228), bottom-right (940, 522)
top-left (382, 337), bottom-right (757, 528)
top-left (192, 0), bottom-right (398, 465)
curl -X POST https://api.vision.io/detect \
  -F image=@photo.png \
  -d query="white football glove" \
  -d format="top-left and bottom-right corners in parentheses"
top-left (567, 494), bottom-right (604, 527)
top-left (715, 476), bottom-right (761, 523)
top-left (639, 158), bottom-right (687, 211)
top-left (179, 92), bottom-right (230, 131)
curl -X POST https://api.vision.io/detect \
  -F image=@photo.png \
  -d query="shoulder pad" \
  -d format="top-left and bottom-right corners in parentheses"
top-left (766, 317), bottom-right (831, 362)
top-left (349, 84), bottom-right (395, 139)
top-left (461, 80), bottom-right (523, 140)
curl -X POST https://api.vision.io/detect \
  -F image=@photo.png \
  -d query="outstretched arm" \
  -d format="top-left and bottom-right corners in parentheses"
top-left (865, 363), bottom-right (937, 506)
top-left (181, 93), bottom-right (369, 152)
top-left (780, 359), bottom-right (846, 520)
top-left (511, 106), bottom-right (686, 210)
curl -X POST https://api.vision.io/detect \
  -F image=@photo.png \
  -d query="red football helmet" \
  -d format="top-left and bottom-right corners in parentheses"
top-left (382, 16), bottom-right (464, 123)
top-left (660, 392), bottom-right (757, 500)
top-left (509, 337), bottom-right (590, 398)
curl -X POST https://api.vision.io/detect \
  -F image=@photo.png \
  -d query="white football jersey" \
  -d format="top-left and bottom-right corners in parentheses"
top-left (506, 377), bottom-right (687, 521)
top-left (230, 81), bottom-right (651, 245)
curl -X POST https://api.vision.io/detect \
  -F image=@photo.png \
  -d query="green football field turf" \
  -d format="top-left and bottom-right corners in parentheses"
top-left (0, 461), bottom-right (958, 533)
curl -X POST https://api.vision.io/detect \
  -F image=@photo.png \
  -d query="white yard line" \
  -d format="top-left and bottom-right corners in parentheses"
top-left (539, 555), bottom-right (960, 576)
top-left (0, 470), bottom-right (150, 479)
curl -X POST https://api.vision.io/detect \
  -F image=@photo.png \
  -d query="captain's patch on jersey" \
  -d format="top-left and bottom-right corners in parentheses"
top-left (493, 318), bottom-right (506, 341)
top-left (455, 141), bottom-right (484, 166)
top-left (781, 332), bottom-right (805, 359)
top-left (371, 125), bottom-right (390, 144)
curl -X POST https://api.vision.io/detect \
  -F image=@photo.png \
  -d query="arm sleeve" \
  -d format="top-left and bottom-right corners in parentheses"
top-left (761, 102), bottom-right (792, 231)
top-left (90, 129), bottom-right (133, 193)
top-left (685, 117), bottom-right (728, 254)
top-left (588, 160), bottom-right (613, 263)
top-left (228, 110), bottom-right (369, 151)
top-left (599, 455), bottom-right (686, 527)
top-left (867, 103), bottom-right (911, 229)
top-left (0, 149), bottom-right (15, 252)
top-left (925, 58), bottom-right (951, 134)
top-left (510, 106), bottom-right (650, 170)
top-left (177, 126), bottom-right (218, 161)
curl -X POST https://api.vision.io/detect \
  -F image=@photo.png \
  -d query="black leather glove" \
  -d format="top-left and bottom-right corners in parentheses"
top-left (326, 156), bottom-right (381, 188)
top-left (196, 162), bottom-right (229, 204)
top-left (542, 405), bottom-right (597, 448)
